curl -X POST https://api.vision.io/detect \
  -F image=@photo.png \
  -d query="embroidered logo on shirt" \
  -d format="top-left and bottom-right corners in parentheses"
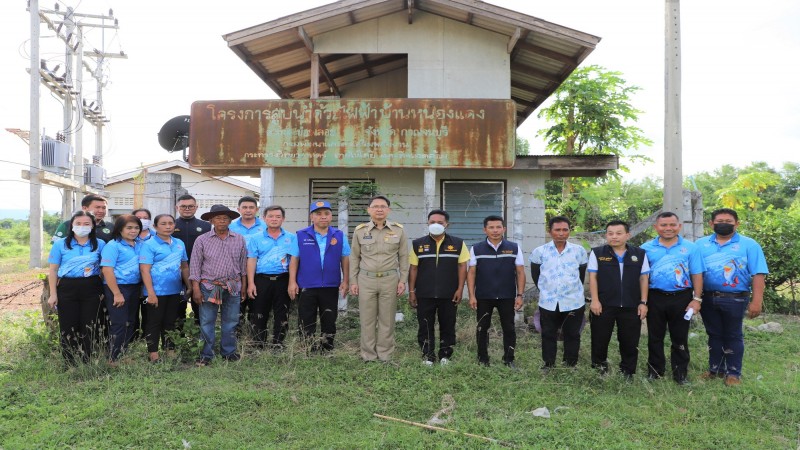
top-left (330, 238), bottom-right (338, 246)
top-left (631, 256), bottom-right (639, 262)
top-left (196, 227), bottom-right (203, 232)
top-left (102, 228), bottom-right (111, 234)
top-left (446, 245), bottom-right (455, 251)
top-left (598, 256), bottom-right (613, 261)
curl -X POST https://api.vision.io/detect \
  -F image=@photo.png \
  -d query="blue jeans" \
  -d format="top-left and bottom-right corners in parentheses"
top-left (700, 293), bottom-right (749, 377)
top-left (198, 286), bottom-right (241, 360)
top-left (103, 284), bottom-right (141, 361)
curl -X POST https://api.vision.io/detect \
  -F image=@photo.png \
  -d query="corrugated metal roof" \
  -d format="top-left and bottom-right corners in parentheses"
top-left (223, 0), bottom-right (600, 126)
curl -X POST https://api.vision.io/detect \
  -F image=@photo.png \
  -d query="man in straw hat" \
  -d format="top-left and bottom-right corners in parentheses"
top-left (190, 205), bottom-right (248, 366)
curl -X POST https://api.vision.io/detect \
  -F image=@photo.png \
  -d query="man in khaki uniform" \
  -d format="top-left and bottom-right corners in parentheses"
top-left (350, 195), bottom-right (409, 362)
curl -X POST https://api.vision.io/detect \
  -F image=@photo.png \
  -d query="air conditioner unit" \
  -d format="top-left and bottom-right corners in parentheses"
top-left (41, 139), bottom-right (72, 174)
top-left (84, 164), bottom-right (105, 187)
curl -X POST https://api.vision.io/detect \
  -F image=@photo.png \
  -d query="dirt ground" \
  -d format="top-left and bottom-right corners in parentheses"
top-left (0, 270), bottom-right (46, 314)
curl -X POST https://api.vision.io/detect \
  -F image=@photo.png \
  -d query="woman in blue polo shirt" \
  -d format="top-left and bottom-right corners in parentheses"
top-left (140, 214), bottom-right (190, 363)
top-left (47, 211), bottom-right (106, 365)
top-left (100, 214), bottom-right (143, 364)
top-left (133, 208), bottom-right (154, 242)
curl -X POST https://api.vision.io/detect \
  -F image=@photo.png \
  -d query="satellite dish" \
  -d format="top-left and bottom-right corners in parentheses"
top-left (158, 115), bottom-right (190, 152)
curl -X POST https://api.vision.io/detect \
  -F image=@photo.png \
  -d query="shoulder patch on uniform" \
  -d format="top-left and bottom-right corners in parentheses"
top-left (355, 223), bottom-right (368, 230)
top-left (392, 222), bottom-right (403, 228)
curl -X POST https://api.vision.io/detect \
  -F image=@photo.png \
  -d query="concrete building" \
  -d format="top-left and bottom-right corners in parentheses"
top-left (189, 0), bottom-right (614, 250)
top-left (104, 160), bottom-right (260, 218)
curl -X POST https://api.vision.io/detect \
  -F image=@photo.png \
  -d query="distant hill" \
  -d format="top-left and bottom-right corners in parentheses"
top-left (0, 209), bottom-right (59, 220)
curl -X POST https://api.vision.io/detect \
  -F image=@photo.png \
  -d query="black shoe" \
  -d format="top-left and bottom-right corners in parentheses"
top-left (647, 373), bottom-right (662, 381)
top-left (541, 363), bottom-right (554, 374)
top-left (479, 360), bottom-right (490, 367)
top-left (195, 357), bottom-right (211, 367)
top-left (675, 377), bottom-right (690, 386)
top-left (223, 353), bottom-right (241, 362)
top-left (622, 372), bottom-right (634, 382)
top-left (504, 362), bottom-right (518, 371)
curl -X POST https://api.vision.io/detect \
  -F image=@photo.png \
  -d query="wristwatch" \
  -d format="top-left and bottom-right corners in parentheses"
top-left (515, 294), bottom-right (523, 298)
top-left (639, 301), bottom-right (648, 306)
top-left (692, 296), bottom-right (703, 303)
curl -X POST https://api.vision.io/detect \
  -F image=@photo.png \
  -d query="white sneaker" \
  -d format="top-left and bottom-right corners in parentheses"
top-left (423, 360), bottom-right (434, 367)
top-left (439, 358), bottom-right (450, 366)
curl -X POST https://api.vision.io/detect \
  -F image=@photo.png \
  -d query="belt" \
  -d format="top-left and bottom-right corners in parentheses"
top-left (361, 270), bottom-right (397, 278)
top-left (650, 288), bottom-right (691, 297)
top-left (256, 273), bottom-right (289, 281)
top-left (705, 291), bottom-right (749, 299)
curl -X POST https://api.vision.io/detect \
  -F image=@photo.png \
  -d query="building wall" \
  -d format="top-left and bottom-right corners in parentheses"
top-left (314, 10), bottom-right (510, 99)
top-left (105, 167), bottom-right (258, 218)
top-left (272, 167), bottom-right (546, 251)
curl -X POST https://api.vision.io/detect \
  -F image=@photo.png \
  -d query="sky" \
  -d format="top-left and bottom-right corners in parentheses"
top-left (1, 0), bottom-right (798, 212)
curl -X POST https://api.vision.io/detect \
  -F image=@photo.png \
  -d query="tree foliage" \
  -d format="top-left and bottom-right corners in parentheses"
top-left (536, 65), bottom-right (653, 173)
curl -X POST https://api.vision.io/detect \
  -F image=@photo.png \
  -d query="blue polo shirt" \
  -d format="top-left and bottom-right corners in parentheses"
top-left (247, 228), bottom-right (299, 274)
top-left (696, 232), bottom-right (768, 293)
top-left (641, 236), bottom-right (705, 291)
top-left (100, 239), bottom-right (143, 285)
top-left (229, 217), bottom-right (267, 239)
top-left (139, 235), bottom-right (188, 296)
top-left (48, 238), bottom-right (105, 278)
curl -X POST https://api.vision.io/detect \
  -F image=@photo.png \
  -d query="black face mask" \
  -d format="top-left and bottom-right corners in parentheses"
top-left (713, 223), bottom-right (735, 236)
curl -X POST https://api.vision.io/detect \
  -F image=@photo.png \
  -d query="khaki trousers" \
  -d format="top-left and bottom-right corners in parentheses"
top-left (358, 272), bottom-right (399, 361)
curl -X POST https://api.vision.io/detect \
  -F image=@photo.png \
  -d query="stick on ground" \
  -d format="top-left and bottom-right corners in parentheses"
top-left (373, 413), bottom-right (512, 447)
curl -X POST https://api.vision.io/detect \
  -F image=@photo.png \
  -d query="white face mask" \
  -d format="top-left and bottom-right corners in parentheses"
top-left (428, 223), bottom-right (446, 236)
top-left (73, 225), bottom-right (92, 237)
top-left (140, 219), bottom-right (152, 230)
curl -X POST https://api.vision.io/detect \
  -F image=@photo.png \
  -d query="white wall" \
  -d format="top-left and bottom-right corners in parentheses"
top-left (314, 10), bottom-right (510, 99)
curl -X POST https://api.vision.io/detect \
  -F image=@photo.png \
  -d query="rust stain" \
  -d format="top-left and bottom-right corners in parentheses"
top-left (189, 99), bottom-right (515, 169)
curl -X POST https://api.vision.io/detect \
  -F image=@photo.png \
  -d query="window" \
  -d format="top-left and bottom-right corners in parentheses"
top-left (310, 179), bottom-right (377, 236)
top-left (442, 181), bottom-right (505, 245)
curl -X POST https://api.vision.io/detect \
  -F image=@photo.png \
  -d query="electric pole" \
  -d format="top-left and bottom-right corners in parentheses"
top-left (664, 0), bottom-right (683, 219)
top-left (29, 0), bottom-right (43, 268)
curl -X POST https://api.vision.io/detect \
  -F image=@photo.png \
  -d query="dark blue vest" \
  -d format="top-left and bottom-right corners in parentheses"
top-left (412, 234), bottom-right (464, 299)
top-left (473, 239), bottom-right (519, 300)
top-left (296, 226), bottom-right (345, 289)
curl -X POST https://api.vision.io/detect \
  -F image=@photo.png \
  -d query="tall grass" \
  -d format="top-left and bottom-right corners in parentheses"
top-left (1, 306), bottom-right (798, 449)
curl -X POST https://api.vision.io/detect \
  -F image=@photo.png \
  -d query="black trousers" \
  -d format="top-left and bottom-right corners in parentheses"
top-left (297, 287), bottom-right (339, 351)
top-left (238, 297), bottom-right (254, 335)
top-left (476, 298), bottom-right (516, 364)
top-left (175, 295), bottom-right (200, 333)
top-left (144, 294), bottom-right (181, 353)
top-left (417, 297), bottom-right (458, 361)
top-left (130, 294), bottom-right (148, 343)
top-left (253, 274), bottom-right (291, 346)
top-left (56, 277), bottom-right (103, 365)
top-left (539, 305), bottom-right (585, 367)
top-left (646, 289), bottom-right (692, 380)
top-left (590, 306), bottom-right (641, 374)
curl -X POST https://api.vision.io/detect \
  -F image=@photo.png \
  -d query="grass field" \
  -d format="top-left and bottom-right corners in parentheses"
top-left (1, 304), bottom-right (798, 449)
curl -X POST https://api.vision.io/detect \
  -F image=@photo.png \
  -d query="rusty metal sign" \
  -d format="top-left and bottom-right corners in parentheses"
top-left (189, 99), bottom-right (515, 169)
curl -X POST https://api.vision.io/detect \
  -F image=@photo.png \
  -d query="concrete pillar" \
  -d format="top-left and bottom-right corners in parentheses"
top-left (423, 169), bottom-right (436, 220)
top-left (511, 186), bottom-right (525, 326)
top-left (260, 167), bottom-right (275, 206)
top-left (144, 172), bottom-right (181, 217)
top-left (338, 185), bottom-right (349, 312)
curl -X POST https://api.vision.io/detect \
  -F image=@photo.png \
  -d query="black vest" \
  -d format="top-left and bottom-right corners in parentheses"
top-left (473, 239), bottom-right (519, 300)
top-left (412, 234), bottom-right (464, 299)
top-left (592, 244), bottom-right (647, 308)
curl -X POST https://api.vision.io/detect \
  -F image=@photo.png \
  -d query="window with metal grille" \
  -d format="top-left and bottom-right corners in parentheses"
top-left (310, 179), bottom-right (377, 237)
top-left (442, 180), bottom-right (506, 246)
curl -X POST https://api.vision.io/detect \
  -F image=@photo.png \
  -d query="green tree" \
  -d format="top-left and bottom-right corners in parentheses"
top-left (515, 136), bottom-right (530, 156)
top-left (536, 65), bottom-right (652, 199)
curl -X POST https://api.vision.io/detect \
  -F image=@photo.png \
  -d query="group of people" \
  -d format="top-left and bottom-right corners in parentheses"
top-left (46, 193), bottom-right (768, 386)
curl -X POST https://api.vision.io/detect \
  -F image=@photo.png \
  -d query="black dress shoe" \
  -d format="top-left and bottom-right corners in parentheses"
top-left (223, 353), bottom-right (241, 362)
top-left (478, 360), bottom-right (490, 367)
top-left (504, 362), bottom-right (519, 371)
top-left (675, 377), bottom-right (690, 386)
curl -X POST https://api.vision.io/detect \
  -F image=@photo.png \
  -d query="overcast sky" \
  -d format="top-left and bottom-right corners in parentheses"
top-left (1, 0), bottom-right (798, 211)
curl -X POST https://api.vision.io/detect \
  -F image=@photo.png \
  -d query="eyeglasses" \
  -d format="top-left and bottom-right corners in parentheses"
top-left (369, 205), bottom-right (389, 210)
top-left (178, 205), bottom-right (197, 209)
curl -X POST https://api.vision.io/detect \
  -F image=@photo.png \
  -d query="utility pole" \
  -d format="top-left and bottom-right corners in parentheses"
top-left (664, 0), bottom-right (683, 219)
top-left (29, 0), bottom-right (43, 268)
top-left (61, 7), bottom-right (76, 219)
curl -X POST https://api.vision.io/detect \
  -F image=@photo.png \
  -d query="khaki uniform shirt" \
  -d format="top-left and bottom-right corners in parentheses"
top-left (350, 221), bottom-right (409, 285)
